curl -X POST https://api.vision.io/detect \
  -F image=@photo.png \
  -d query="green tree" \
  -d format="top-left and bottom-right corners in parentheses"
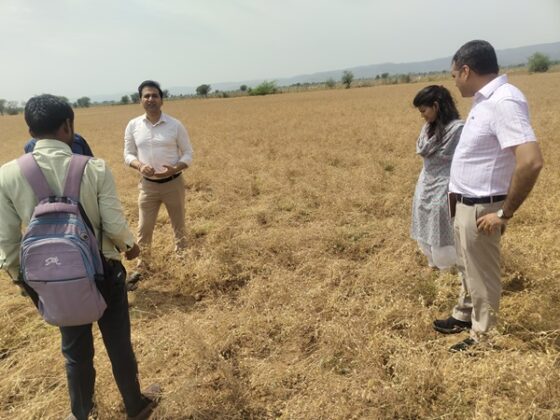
top-left (528, 52), bottom-right (551, 73)
top-left (0, 99), bottom-right (6, 116)
top-left (130, 92), bottom-right (140, 103)
top-left (341, 70), bottom-right (354, 89)
top-left (120, 95), bottom-right (130, 105)
top-left (240, 84), bottom-right (248, 92)
top-left (249, 81), bottom-right (277, 96)
top-left (325, 78), bottom-right (336, 88)
top-left (163, 89), bottom-right (170, 98)
top-left (196, 84), bottom-right (211, 97)
top-left (75, 97), bottom-right (91, 108)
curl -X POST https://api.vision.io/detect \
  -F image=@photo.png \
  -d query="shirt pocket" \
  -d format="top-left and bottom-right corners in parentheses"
top-left (462, 116), bottom-right (495, 154)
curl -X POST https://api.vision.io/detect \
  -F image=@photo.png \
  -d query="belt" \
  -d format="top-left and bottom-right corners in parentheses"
top-left (143, 172), bottom-right (182, 184)
top-left (456, 193), bottom-right (507, 206)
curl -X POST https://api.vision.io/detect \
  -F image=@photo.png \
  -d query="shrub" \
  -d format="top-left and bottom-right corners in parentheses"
top-left (528, 52), bottom-right (551, 73)
top-left (398, 74), bottom-right (411, 84)
top-left (325, 78), bottom-right (336, 89)
top-left (249, 81), bottom-right (277, 96)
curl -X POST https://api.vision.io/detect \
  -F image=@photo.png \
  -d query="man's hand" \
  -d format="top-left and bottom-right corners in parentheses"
top-left (125, 243), bottom-right (140, 260)
top-left (153, 163), bottom-right (187, 178)
top-left (138, 163), bottom-right (155, 177)
top-left (476, 213), bottom-right (506, 235)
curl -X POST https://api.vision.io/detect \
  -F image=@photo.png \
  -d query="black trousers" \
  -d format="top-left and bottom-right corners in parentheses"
top-left (59, 260), bottom-right (145, 419)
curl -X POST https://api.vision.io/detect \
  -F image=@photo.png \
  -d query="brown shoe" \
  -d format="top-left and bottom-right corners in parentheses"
top-left (127, 384), bottom-right (162, 420)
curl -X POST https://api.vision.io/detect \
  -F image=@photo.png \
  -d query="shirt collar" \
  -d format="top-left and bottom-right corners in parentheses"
top-left (142, 112), bottom-right (167, 126)
top-left (33, 139), bottom-right (73, 153)
top-left (475, 74), bottom-right (508, 101)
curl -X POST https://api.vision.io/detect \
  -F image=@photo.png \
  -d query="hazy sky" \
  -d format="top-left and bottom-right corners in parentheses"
top-left (1, 0), bottom-right (559, 101)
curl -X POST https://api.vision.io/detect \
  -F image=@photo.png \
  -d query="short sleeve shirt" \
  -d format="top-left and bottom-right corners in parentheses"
top-left (449, 74), bottom-right (537, 197)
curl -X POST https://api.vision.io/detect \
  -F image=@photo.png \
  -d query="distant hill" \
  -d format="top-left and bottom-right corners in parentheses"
top-left (93, 41), bottom-right (560, 101)
top-left (195, 41), bottom-right (560, 94)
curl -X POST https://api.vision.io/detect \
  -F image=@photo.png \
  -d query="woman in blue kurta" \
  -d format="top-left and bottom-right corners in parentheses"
top-left (411, 85), bottom-right (463, 270)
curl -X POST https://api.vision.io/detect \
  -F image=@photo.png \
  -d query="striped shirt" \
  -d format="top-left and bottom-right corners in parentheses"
top-left (449, 74), bottom-right (537, 197)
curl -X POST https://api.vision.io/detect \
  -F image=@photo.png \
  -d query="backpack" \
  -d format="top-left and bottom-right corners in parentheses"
top-left (17, 153), bottom-right (107, 327)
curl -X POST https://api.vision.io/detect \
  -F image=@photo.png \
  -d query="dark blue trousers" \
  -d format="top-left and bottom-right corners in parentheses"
top-left (59, 260), bottom-right (146, 419)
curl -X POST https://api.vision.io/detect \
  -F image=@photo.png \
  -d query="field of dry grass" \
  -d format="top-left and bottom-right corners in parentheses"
top-left (1, 72), bottom-right (559, 419)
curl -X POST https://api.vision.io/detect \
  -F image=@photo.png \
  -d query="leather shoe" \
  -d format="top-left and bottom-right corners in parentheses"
top-left (433, 316), bottom-right (471, 334)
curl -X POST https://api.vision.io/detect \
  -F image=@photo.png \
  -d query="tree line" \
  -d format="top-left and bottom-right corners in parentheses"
top-left (1, 53), bottom-right (555, 116)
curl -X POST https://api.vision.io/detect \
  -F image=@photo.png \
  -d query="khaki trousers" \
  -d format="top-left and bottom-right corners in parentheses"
top-left (137, 175), bottom-right (187, 252)
top-left (451, 201), bottom-right (503, 340)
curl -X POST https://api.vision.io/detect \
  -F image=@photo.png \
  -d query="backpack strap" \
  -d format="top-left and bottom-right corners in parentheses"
top-left (17, 154), bottom-right (91, 201)
top-left (17, 153), bottom-right (54, 200)
top-left (64, 154), bottom-right (91, 200)
top-left (66, 156), bottom-right (105, 257)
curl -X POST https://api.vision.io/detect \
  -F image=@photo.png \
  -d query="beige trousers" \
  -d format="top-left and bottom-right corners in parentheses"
top-left (451, 200), bottom-right (503, 340)
top-left (137, 175), bottom-right (187, 252)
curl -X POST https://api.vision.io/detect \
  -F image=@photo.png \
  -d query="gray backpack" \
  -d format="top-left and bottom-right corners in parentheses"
top-left (17, 153), bottom-right (107, 326)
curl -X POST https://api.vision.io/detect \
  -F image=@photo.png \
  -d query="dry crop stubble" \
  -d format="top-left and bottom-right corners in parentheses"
top-left (0, 71), bottom-right (559, 418)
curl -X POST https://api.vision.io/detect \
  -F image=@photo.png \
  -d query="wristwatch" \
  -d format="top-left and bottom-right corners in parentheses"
top-left (496, 209), bottom-right (512, 220)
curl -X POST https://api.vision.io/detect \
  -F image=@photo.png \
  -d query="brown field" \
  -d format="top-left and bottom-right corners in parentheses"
top-left (1, 72), bottom-right (559, 419)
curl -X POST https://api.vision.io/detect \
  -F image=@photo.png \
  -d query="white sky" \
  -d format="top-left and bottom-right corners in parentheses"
top-left (1, 0), bottom-right (559, 102)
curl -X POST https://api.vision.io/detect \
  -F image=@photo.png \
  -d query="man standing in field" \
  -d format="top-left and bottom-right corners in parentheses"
top-left (432, 40), bottom-right (544, 351)
top-left (0, 95), bottom-right (159, 419)
top-left (124, 80), bottom-right (193, 282)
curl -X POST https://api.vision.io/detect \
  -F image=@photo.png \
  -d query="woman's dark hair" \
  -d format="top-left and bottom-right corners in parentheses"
top-left (413, 85), bottom-right (460, 139)
top-left (138, 80), bottom-right (163, 98)
top-left (24, 94), bottom-right (74, 137)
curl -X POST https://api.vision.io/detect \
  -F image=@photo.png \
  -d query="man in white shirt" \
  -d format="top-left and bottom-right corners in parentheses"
top-left (432, 40), bottom-right (543, 351)
top-left (124, 80), bottom-right (193, 281)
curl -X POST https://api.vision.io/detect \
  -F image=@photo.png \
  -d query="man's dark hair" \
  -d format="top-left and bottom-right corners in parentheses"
top-left (138, 80), bottom-right (163, 98)
top-left (452, 40), bottom-right (499, 75)
top-left (24, 94), bottom-right (74, 137)
top-left (413, 85), bottom-right (460, 140)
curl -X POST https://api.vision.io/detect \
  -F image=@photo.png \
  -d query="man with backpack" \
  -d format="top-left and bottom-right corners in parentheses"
top-left (0, 95), bottom-right (159, 419)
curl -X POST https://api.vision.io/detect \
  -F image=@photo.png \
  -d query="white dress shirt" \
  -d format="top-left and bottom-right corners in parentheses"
top-left (449, 74), bottom-right (536, 197)
top-left (124, 113), bottom-right (193, 175)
